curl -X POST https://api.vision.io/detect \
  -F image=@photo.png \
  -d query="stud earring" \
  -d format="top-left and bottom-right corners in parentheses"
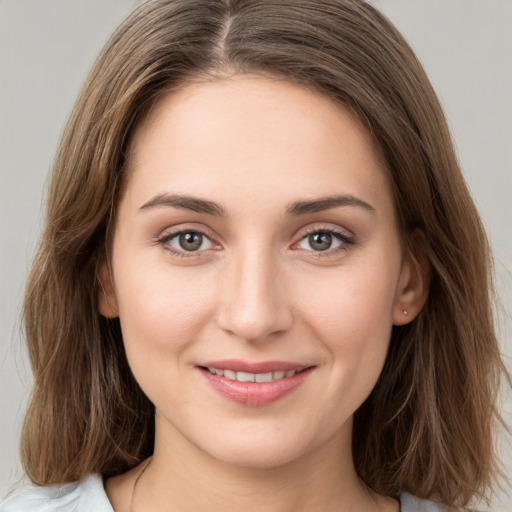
top-left (403, 309), bottom-right (408, 316)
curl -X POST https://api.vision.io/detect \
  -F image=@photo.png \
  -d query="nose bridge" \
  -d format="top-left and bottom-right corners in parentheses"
top-left (217, 241), bottom-right (292, 342)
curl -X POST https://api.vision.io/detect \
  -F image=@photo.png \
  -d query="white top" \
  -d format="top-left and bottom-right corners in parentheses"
top-left (0, 474), bottom-right (445, 511)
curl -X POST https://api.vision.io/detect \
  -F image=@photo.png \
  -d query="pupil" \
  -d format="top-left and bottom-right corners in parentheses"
top-left (179, 232), bottom-right (202, 251)
top-left (310, 232), bottom-right (332, 251)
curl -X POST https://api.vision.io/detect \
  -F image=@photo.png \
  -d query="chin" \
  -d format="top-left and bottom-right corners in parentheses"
top-left (208, 442), bottom-right (308, 470)
top-left (191, 422), bottom-right (334, 471)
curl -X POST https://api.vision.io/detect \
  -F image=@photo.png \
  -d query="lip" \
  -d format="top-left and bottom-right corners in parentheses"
top-left (197, 359), bottom-right (315, 407)
top-left (199, 359), bottom-right (310, 373)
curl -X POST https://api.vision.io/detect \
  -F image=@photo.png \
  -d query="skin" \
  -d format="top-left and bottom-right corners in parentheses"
top-left (100, 75), bottom-right (429, 512)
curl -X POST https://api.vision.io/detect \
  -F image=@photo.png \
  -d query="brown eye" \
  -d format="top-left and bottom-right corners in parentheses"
top-left (308, 232), bottom-right (333, 251)
top-left (179, 232), bottom-right (203, 251)
top-left (297, 230), bottom-right (351, 253)
top-left (162, 230), bottom-right (214, 253)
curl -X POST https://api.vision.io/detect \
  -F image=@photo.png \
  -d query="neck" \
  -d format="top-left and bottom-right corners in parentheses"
top-left (117, 415), bottom-right (395, 512)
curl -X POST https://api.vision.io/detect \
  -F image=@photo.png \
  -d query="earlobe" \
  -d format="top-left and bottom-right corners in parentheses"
top-left (97, 260), bottom-right (119, 319)
top-left (393, 231), bottom-right (431, 326)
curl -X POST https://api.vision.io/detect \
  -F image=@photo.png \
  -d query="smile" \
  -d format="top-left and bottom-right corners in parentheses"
top-left (198, 361), bottom-right (315, 407)
top-left (205, 368), bottom-right (298, 382)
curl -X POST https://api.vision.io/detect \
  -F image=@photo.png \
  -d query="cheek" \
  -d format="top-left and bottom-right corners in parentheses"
top-left (294, 254), bottom-right (400, 395)
top-left (113, 258), bottom-right (216, 367)
top-left (297, 257), bottom-right (399, 337)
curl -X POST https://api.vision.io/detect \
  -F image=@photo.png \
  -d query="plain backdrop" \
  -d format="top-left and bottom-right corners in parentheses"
top-left (1, 0), bottom-right (511, 509)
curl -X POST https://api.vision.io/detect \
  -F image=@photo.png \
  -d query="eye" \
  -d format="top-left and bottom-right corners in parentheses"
top-left (161, 230), bottom-right (215, 253)
top-left (296, 229), bottom-right (353, 252)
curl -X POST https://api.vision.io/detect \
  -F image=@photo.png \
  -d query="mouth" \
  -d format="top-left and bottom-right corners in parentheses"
top-left (201, 367), bottom-right (302, 382)
top-left (197, 360), bottom-right (315, 407)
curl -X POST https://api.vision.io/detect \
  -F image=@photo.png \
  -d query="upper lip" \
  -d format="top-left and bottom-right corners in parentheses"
top-left (198, 359), bottom-right (312, 373)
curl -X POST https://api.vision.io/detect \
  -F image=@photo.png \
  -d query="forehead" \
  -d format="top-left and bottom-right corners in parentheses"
top-left (124, 76), bottom-right (394, 217)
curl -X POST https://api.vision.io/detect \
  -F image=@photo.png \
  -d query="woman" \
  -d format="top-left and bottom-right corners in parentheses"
top-left (1, 0), bottom-right (507, 510)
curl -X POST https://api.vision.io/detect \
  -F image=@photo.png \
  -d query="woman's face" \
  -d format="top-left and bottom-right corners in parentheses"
top-left (100, 76), bottom-right (421, 468)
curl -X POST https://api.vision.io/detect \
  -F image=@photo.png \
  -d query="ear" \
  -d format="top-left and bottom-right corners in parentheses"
top-left (393, 230), bottom-right (431, 326)
top-left (97, 260), bottom-right (119, 319)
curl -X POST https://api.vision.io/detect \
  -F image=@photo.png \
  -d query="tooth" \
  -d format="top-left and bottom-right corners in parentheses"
top-left (210, 368), bottom-right (298, 382)
top-left (237, 371), bottom-right (255, 382)
top-left (255, 372), bottom-right (273, 382)
top-left (224, 369), bottom-right (236, 380)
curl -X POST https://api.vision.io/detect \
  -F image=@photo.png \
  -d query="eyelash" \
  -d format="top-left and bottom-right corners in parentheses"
top-left (156, 228), bottom-right (218, 258)
top-left (294, 226), bottom-right (355, 258)
top-left (156, 226), bottom-right (355, 258)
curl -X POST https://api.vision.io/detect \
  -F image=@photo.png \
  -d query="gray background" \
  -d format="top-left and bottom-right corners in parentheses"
top-left (1, 0), bottom-right (511, 509)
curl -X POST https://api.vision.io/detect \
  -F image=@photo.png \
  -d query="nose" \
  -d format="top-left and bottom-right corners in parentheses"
top-left (216, 246), bottom-right (293, 343)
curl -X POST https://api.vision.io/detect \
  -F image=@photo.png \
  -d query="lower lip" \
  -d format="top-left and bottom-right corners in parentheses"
top-left (199, 367), bottom-right (314, 407)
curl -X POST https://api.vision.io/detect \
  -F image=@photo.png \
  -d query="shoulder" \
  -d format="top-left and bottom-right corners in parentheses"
top-left (401, 493), bottom-right (454, 511)
top-left (0, 474), bottom-right (113, 512)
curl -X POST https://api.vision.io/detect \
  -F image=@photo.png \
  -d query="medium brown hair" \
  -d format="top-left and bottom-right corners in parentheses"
top-left (21, 0), bottom-right (507, 508)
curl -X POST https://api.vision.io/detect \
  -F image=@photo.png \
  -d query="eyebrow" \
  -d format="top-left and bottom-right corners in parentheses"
top-left (139, 193), bottom-right (226, 216)
top-left (285, 195), bottom-right (375, 215)
top-left (139, 193), bottom-right (375, 216)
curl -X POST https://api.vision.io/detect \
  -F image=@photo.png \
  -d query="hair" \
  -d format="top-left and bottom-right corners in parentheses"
top-left (20, 0), bottom-right (508, 509)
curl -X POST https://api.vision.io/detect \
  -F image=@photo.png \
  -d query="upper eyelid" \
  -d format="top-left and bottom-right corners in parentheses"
top-left (158, 224), bottom-right (217, 242)
top-left (294, 224), bottom-right (354, 241)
